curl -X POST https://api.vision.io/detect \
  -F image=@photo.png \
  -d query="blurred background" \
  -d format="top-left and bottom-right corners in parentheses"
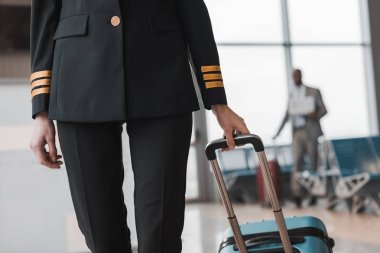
top-left (1, 0), bottom-right (380, 252)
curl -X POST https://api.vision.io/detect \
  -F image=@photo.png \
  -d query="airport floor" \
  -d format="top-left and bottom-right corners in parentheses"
top-left (1, 150), bottom-right (379, 253)
top-left (56, 203), bottom-right (380, 253)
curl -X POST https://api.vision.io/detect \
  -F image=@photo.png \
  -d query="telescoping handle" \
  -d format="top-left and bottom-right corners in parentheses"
top-left (205, 134), bottom-right (293, 253)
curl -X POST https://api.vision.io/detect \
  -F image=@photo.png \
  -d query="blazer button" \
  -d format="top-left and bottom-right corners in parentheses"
top-left (111, 16), bottom-right (121, 27)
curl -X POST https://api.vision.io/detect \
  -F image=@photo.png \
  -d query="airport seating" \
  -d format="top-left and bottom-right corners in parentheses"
top-left (324, 136), bottom-right (380, 215)
top-left (216, 148), bottom-right (257, 202)
top-left (216, 144), bottom-right (294, 203)
top-left (216, 136), bottom-right (380, 214)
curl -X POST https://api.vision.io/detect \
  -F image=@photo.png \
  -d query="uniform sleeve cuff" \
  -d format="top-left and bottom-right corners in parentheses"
top-left (203, 88), bottom-right (227, 110)
top-left (32, 93), bottom-right (50, 119)
top-left (30, 70), bottom-right (52, 119)
top-left (200, 65), bottom-right (227, 109)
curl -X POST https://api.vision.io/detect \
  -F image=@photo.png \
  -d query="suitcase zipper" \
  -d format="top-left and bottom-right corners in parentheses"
top-left (219, 227), bottom-right (334, 253)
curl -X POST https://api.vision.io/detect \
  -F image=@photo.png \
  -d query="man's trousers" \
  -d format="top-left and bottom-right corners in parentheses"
top-left (291, 128), bottom-right (319, 197)
top-left (56, 113), bottom-right (193, 253)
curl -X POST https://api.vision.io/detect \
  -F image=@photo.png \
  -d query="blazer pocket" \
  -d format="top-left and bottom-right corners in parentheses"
top-left (54, 14), bottom-right (89, 40)
top-left (149, 11), bottom-right (181, 32)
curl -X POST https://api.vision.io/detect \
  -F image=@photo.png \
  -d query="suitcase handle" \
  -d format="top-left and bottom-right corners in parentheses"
top-left (205, 134), bottom-right (293, 253)
top-left (205, 134), bottom-right (264, 160)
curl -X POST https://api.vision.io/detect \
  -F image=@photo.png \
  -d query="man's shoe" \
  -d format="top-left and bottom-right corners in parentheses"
top-left (293, 197), bottom-right (302, 208)
top-left (309, 197), bottom-right (317, 206)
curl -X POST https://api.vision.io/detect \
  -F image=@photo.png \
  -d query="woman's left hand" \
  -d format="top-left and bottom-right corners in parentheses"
top-left (211, 104), bottom-right (250, 150)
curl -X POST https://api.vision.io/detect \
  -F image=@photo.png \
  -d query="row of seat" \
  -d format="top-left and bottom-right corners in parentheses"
top-left (319, 136), bottom-right (380, 214)
top-left (217, 136), bottom-right (380, 215)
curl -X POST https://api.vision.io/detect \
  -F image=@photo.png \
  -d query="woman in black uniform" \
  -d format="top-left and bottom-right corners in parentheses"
top-left (29, 0), bottom-right (249, 252)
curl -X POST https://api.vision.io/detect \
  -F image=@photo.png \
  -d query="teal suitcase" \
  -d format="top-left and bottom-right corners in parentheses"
top-left (219, 216), bottom-right (334, 252)
top-left (205, 134), bottom-right (334, 253)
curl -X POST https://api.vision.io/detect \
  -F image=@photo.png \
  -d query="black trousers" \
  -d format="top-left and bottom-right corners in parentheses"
top-left (57, 113), bottom-right (193, 253)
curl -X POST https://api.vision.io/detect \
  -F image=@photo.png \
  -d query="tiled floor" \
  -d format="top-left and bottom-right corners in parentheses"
top-left (2, 148), bottom-right (380, 253)
top-left (1, 149), bottom-right (379, 253)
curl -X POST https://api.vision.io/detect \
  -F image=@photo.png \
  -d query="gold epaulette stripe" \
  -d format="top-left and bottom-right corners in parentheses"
top-left (31, 87), bottom-right (50, 98)
top-left (30, 70), bottom-right (52, 83)
top-left (205, 81), bottom-right (224, 89)
top-left (201, 65), bottom-right (221, 73)
top-left (203, 73), bottom-right (223, 81)
top-left (31, 78), bottom-right (51, 89)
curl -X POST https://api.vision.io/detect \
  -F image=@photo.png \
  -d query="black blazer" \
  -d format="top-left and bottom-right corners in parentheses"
top-left (30, 0), bottom-right (227, 122)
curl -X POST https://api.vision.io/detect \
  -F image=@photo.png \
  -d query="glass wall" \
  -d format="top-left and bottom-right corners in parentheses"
top-left (288, 0), bottom-right (362, 43)
top-left (206, 47), bottom-right (289, 142)
top-left (204, 0), bottom-right (371, 143)
top-left (207, 0), bottom-right (283, 43)
top-left (292, 47), bottom-right (368, 137)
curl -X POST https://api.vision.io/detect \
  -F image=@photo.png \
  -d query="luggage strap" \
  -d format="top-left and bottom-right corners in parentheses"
top-left (235, 235), bottom-right (305, 251)
top-left (219, 227), bottom-right (335, 253)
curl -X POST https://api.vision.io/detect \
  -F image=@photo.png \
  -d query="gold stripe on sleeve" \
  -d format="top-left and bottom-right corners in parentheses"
top-left (30, 70), bottom-right (52, 83)
top-left (205, 81), bottom-right (224, 89)
top-left (31, 87), bottom-right (50, 98)
top-left (203, 73), bottom-right (223, 81)
top-left (31, 78), bottom-right (51, 89)
top-left (201, 65), bottom-right (221, 73)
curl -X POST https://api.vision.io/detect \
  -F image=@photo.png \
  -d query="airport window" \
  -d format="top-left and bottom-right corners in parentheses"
top-left (204, 0), bottom-right (371, 144)
top-left (288, 0), bottom-right (362, 43)
top-left (206, 47), bottom-right (289, 142)
top-left (206, 0), bottom-right (283, 43)
top-left (292, 47), bottom-right (369, 137)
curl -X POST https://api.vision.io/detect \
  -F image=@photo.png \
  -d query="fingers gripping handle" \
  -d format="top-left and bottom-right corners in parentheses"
top-left (205, 134), bottom-right (265, 160)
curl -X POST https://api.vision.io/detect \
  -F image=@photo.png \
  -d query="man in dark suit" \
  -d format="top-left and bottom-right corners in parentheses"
top-left (274, 69), bottom-right (327, 207)
top-left (29, 0), bottom-right (249, 252)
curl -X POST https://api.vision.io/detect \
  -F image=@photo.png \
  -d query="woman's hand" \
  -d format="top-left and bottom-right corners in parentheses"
top-left (30, 112), bottom-right (63, 169)
top-left (211, 104), bottom-right (250, 150)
